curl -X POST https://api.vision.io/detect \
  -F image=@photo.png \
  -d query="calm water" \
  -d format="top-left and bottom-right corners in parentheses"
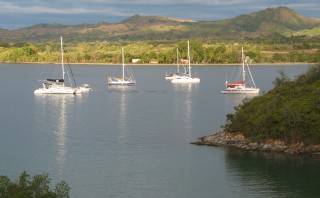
top-left (0, 63), bottom-right (319, 198)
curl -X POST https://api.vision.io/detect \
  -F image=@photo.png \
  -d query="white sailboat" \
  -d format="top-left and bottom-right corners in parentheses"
top-left (171, 41), bottom-right (200, 83)
top-left (165, 48), bottom-right (187, 80)
top-left (108, 48), bottom-right (136, 86)
top-left (34, 37), bottom-right (80, 94)
top-left (220, 47), bottom-right (260, 94)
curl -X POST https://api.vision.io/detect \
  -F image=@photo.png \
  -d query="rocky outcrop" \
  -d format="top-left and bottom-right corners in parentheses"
top-left (191, 131), bottom-right (320, 154)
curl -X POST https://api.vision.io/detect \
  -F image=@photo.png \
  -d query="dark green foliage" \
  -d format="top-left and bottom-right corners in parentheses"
top-left (177, 40), bottom-right (205, 63)
top-left (272, 69), bottom-right (290, 87)
top-left (0, 171), bottom-right (70, 198)
top-left (224, 64), bottom-right (320, 144)
top-left (21, 47), bottom-right (36, 56)
top-left (54, 181), bottom-right (70, 198)
top-left (0, 39), bottom-right (9, 47)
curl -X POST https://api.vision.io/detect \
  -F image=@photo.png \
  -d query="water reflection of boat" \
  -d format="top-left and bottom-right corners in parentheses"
top-left (118, 91), bottom-right (128, 144)
top-left (108, 84), bottom-right (136, 92)
top-left (172, 83), bottom-right (198, 140)
top-left (34, 94), bottom-right (76, 176)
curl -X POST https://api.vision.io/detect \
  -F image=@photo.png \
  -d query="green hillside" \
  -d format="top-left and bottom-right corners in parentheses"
top-left (228, 7), bottom-right (320, 31)
top-left (1, 7), bottom-right (320, 42)
top-left (224, 64), bottom-right (320, 144)
top-left (287, 27), bottom-right (320, 37)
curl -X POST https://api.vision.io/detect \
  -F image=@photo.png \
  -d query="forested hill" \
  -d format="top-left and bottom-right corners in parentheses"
top-left (1, 6), bottom-right (320, 42)
top-left (224, 64), bottom-right (320, 145)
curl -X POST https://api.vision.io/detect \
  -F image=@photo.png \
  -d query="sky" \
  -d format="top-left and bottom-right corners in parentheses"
top-left (1, 0), bottom-right (320, 29)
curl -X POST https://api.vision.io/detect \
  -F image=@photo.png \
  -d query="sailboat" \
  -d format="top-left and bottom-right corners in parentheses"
top-left (108, 48), bottom-right (136, 86)
top-left (171, 41), bottom-right (200, 83)
top-left (220, 47), bottom-right (260, 94)
top-left (34, 37), bottom-right (80, 94)
top-left (165, 48), bottom-right (187, 80)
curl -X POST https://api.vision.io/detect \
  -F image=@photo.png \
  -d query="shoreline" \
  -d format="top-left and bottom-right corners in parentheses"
top-left (0, 62), bottom-right (312, 66)
top-left (191, 131), bottom-right (320, 154)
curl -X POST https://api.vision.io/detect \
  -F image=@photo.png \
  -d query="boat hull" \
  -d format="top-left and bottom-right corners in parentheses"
top-left (34, 88), bottom-right (76, 94)
top-left (171, 77), bottom-right (200, 83)
top-left (108, 81), bottom-right (136, 86)
top-left (165, 76), bottom-right (178, 80)
top-left (34, 84), bottom-right (77, 94)
top-left (165, 74), bottom-right (188, 80)
top-left (220, 88), bottom-right (260, 94)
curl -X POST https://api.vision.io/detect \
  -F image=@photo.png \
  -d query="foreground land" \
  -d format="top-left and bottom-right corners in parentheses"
top-left (191, 131), bottom-right (320, 154)
top-left (192, 64), bottom-right (320, 154)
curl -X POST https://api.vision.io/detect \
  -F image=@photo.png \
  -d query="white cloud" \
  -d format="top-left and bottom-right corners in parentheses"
top-left (78, 0), bottom-right (256, 6)
top-left (0, 1), bottom-right (128, 15)
top-left (290, 3), bottom-right (320, 10)
top-left (1, 0), bottom-right (320, 15)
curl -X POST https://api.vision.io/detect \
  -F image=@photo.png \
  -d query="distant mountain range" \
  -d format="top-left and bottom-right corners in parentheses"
top-left (1, 6), bottom-right (320, 42)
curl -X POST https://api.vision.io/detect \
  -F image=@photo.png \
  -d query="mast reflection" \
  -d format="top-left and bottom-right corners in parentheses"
top-left (34, 94), bottom-right (78, 176)
top-left (109, 87), bottom-right (134, 144)
top-left (118, 89), bottom-right (128, 143)
top-left (172, 83), bottom-right (199, 140)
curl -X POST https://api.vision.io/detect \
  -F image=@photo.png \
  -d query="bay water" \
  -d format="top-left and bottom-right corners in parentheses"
top-left (0, 63), bottom-right (319, 198)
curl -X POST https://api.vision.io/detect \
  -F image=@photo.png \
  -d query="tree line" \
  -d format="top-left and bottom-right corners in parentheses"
top-left (0, 38), bottom-right (320, 64)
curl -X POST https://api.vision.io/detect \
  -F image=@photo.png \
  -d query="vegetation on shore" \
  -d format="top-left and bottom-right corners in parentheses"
top-left (0, 171), bottom-right (70, 198)
top-left (223, 63), bottom-right (320, 145)
top-left (1, 38), bottom-right (320, 64)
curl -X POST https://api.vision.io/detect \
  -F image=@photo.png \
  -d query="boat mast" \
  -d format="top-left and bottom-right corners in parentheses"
top-left (241, 47), bottom-right (245, 82)
top-left (176, 48), bottom-right (179, 74)
top-left (187, 41), bottom-right (191, 77)
top-left (244, 50), bottom-right (257, 88)
top-left (122, 48), bottom-right (125, 79)
top-left (60, 37), bottom-right (65, 86)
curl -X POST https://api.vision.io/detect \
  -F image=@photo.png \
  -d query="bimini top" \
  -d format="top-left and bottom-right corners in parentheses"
top-left (46, 79), bottom-right (64, 83)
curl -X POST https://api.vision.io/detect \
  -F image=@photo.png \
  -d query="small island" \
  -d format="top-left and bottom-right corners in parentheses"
top-left (192, 63), bottom-right (320, 154)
